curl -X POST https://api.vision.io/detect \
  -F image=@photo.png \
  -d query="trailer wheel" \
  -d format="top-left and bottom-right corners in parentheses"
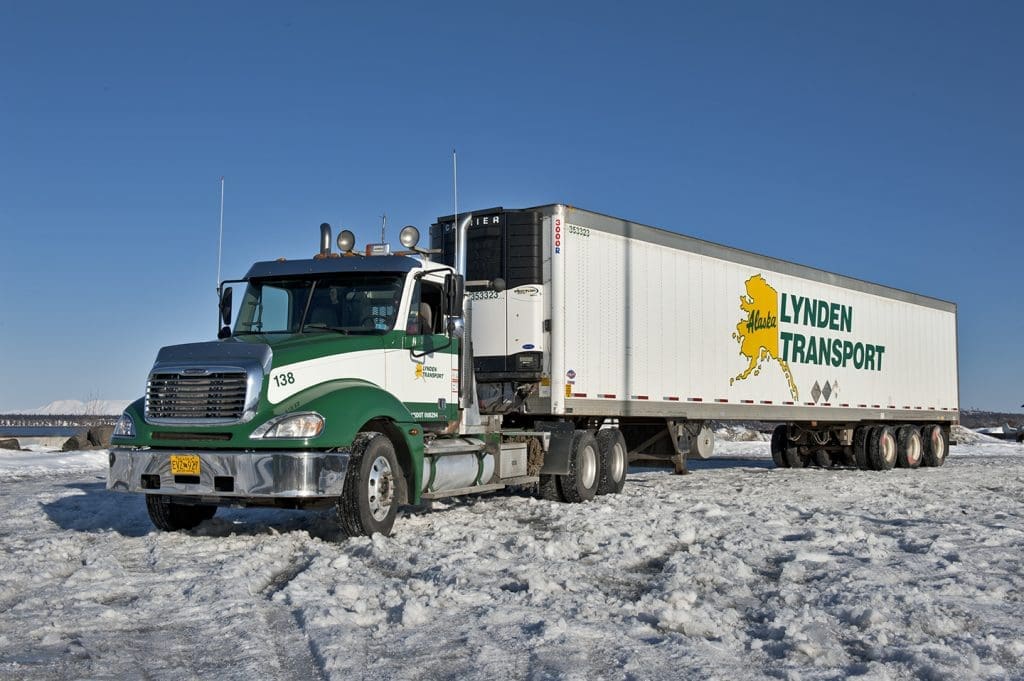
top-left (852, 426), bottom-right (872, 470)
top-left (337, 433), bottom-right (400, 537)
top-left (596, 429), bottom-right (628, 495)
top-left (145, 495), bottom-right (216, 531)
top-left (896, 426), bottom-right (923, 468)
top-left (557, 430), bottom-right (600, 503)
top-left (770, 425), bottom-right (789, 468)
top-left (813, 449), bottom-right (832, 468)
top-left (920, 425), bottom-right (949, 467)
top-left (868, 426), bottom-right (897, 471)
top-left (784, 446), bottom-right (805, 468)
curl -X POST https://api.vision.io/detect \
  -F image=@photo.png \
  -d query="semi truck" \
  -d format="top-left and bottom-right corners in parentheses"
top-left (108, 204), bottom-right (959, 536)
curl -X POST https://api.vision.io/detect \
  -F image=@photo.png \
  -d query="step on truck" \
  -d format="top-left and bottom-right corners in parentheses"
top-left (108, 204), bottom-right (959, 535)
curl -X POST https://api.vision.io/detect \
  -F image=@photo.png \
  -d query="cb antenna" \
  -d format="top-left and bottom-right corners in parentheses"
top-left (216, 175), bottom-right (225, 294)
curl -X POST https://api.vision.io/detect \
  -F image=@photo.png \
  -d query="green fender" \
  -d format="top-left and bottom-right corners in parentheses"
top-left (287, 379), bottom-right (426, 503)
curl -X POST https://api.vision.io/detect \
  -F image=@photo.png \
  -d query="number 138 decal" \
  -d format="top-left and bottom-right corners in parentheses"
top-left (272, 372), bottom-right (295, 387)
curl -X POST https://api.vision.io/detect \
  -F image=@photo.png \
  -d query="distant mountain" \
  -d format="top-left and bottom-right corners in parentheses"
top-left (17, 399), bottom-right (133, 416)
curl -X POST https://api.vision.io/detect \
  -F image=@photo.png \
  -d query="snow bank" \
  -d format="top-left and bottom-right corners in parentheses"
top-left (0, 448), bottom-right (107, 481)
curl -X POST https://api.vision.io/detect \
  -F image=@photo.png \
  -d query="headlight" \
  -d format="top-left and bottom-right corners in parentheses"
top-left (251, 412), bottom-right (324, 439)
top-left (112, 413), bottom-right (136, 438)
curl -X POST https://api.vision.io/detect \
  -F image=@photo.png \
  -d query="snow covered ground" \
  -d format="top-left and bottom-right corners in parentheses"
top-left (2, 437), bottom-right (1023, 680)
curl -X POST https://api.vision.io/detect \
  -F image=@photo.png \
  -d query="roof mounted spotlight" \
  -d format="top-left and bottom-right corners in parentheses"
top-left (399, 225), bottom-right (420, 249)
top-left (337, 229), bottom-right (356, 255)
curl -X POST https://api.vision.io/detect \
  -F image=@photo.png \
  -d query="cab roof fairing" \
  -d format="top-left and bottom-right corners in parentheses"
top-left (243, 255), bottom-right (427, 280)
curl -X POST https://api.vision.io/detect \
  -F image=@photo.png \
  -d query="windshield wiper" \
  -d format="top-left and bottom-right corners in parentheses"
top-left (301, 323), bottom-right (351, 335)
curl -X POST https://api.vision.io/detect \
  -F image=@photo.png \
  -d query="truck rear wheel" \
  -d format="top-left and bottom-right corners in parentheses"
top-left (770, 425), bottom-right (789, 468)
top-left (868, 426), bottom-right (897, 471)
top-left (596, 429), bottom-right (627, 495)
top-left (557, 430), bottom-right (600, 503)
top-left (337, 433), bottom-right (400, 537)
top-left (896, 426), bottom-right (923, 468)
top-left (920, 425), bottom-right (949, 467)
top-left (145, 495), bottom-right (216, 531)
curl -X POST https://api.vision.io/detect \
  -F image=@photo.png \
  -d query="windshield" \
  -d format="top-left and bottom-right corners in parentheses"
top-left (234, 273), bottom-right (405, 335)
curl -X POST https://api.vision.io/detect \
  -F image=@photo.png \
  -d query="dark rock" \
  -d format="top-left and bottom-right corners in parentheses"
top-left (88, 425), bottom-right (115, 447)
top-left (62, 430), bottom-right (91, 451)
top-left (0, 438), bottom-right (20, 450)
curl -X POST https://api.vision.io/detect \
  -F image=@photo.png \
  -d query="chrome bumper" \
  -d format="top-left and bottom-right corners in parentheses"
top-left (107, 448), bottom-right (350, 498)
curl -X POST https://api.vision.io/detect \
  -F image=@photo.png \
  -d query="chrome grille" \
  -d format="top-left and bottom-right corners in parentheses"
top-left (146, 371), bottom-right (249, 421)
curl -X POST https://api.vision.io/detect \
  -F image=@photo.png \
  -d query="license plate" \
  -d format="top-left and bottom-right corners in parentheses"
top-left (170, 455), bottom-right (201, 476)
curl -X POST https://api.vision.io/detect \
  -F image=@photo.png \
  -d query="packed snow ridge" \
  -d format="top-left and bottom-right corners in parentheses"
top-left (1, 436), bottom-right (1023, 680)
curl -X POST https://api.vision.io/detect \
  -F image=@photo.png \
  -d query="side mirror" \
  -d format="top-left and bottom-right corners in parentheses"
top-left (445, 273), bottom-right (465, 318)
top-left (219, 286), bottom-right (233, 333)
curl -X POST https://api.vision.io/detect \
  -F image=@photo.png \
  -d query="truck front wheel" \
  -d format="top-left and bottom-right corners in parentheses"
top-left (337, 433), bottom-right (400, 537)
top-left (145, 495), bottom-right (216, 531)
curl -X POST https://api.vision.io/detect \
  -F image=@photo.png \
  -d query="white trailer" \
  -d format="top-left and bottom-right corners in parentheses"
top-left (431, 204), bottom-right (958, 472)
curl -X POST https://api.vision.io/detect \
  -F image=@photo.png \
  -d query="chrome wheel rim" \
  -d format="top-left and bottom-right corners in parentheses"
top-left (933, 431), bottom-right (945, 462)
top-left (907, 434), bottom-right (922, 465)
top-left (882, 432), bottom-right (897, 465)
top-left (610, 442), bottom-right (626, 482)
top-left (580, 444), bottom-right (598, 489)
top-left (367, 455), bottom-right (394, 522)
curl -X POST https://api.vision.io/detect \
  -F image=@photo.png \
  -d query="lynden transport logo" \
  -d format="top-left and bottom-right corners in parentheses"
top-left (730, 274), bottom-right (888, 400)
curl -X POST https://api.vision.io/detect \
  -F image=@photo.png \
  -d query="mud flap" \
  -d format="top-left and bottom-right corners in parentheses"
top-left (535, 421), bottom-right (575, 476)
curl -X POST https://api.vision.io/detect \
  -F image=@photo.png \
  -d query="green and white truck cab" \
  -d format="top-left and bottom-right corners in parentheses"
top-left (108, 216), bottom-right (617, 536)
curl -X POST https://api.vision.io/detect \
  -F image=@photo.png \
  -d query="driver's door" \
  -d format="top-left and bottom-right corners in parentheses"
top-left (387, 275), bottom-right (458, 425)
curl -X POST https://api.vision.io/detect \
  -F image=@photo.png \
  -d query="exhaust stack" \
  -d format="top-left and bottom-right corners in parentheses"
top-left (319, 223), bottom-right (332, 257)
top-left (454, 214), bottom-right (472, 277)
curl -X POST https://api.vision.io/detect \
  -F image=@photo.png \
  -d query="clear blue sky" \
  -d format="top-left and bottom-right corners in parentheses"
top-left (1, 2), bottom-right (1021, 413)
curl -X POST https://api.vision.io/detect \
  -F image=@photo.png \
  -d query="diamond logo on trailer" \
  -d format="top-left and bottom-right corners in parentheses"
top-left (730, 274), bottom-right (799, 399)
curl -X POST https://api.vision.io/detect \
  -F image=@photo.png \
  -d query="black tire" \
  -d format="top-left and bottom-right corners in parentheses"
top-left (337, 433), bottom-right (401, 537)
top-left (596, 429), bottom-right (628, 495)
top-left (784, 445), bottom-right (805, 468)
top-left (145, 495), bottom-right (216, 531)
top-left (770, 425), bottom-right (789, 468)
top-left (868, 426), bottom-right (897, 471)
top-left (813, 449), bottom-right (832, 468)
top-left (557, 431), bottom-right (600, 503)
top-left (538, 474), bottom-right (564, 501)
top-left (852, 426), bottom-right (872, 470)
top-left (896, 425), bottom-right (923, 468)
top-left (920, 424), bottom-right (949, 467)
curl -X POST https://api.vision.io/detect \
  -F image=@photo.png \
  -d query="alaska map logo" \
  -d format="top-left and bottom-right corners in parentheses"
top-left (730, 274), bottom-right (887, 400)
